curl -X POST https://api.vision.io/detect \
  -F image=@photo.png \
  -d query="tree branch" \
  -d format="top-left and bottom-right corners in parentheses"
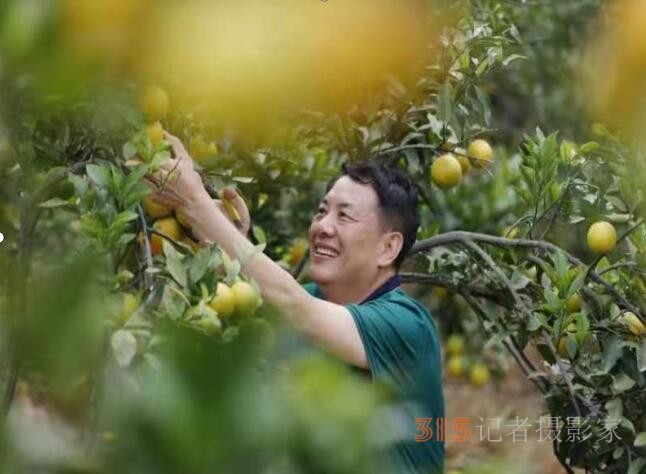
top-left (408, 231), bottom-right (644, 321)
top-left (458, 238), bottom-right (583, 418)
top-left (400, 272), bottom-right (511, 307)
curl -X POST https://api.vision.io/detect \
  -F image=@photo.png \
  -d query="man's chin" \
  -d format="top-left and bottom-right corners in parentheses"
top-left (309, 266), bottom-right (336, 286)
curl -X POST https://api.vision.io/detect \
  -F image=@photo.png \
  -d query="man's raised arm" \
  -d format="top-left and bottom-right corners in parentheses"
top-left (150, 134), bottom-right (368, 369)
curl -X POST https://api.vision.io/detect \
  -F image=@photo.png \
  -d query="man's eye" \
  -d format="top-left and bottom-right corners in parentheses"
top-left (316, 207), bottom-right (326, 216)
top-left (339, 212), bottom-right (351, 220)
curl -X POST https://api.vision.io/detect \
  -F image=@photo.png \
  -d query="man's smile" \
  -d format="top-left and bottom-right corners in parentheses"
top-left (312, 243), bottom-right (340, 259)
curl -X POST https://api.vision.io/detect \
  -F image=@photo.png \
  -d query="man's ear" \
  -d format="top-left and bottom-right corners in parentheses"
top-left (377, 231), bottom-right (404, 268)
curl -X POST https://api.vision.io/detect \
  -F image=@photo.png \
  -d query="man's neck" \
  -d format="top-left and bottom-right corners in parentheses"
top-left (318, 269), bottom-right (397, 305)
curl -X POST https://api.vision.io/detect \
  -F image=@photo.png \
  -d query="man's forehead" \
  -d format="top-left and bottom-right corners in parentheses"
top-left (323, 176), bottom-right (379, 209)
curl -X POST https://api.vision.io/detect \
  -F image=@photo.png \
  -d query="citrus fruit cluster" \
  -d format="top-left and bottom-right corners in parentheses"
top-left (444, 334), bottom-right (491, 387)
top-left (430, 139), bottom-right (493, 189)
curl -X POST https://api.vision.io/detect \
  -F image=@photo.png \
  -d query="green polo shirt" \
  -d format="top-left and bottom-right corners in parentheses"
top-left (303, 282), bottom-right (445, 474)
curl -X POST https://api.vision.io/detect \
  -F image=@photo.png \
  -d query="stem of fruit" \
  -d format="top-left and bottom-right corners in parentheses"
top-left (137, 205), bottom-right (154, 292)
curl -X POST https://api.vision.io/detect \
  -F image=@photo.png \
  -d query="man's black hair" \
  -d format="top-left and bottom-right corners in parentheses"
top-left (327, 160), bottom-right (420, 268)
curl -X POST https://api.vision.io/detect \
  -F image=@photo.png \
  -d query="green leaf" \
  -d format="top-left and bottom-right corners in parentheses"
top-left (79, 214), bottom-right (105, 236)
top-left (605, 398), bottom-right (623, 421)
top-left (232, 176), bottom-right (255, 184)
top-left (603, 336), bottom-right (625, 373)
top-left (123, 142), bottom-right (137, 160)
top-left (437, 82), bottom-right (453, 124)
top-left (111, 330), bottom-right (138, 368)
top-left (39, 197), bottom-right (70, 208)
top-left (86, 164), bottom-right (111, 189)
top-left (612, 374), bottom-right (635, 393)
top-left (164, 241), bottom-right (187, 288)
top-left (160, 284), bottom-right (189, 321)
top-left (634, 432), bottom-right (646, 447)
top-left (637, 340), bottom-right (646, 372)
top-left (628, 457), bottom-right (646, 474)
top-left (252, 225), bottom-right (267, 245)
top-left (527, 312), bottom-right (548, 332)
top-left (113, 210), bottom-right (138, 228)
top-left (189, 249), bottom-right (213, 284)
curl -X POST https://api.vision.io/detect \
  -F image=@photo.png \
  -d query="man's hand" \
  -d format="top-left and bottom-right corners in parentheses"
top-left (148, 133), bottom-right (251, 237)
top-left (147, 132), bottom-right (209, 211)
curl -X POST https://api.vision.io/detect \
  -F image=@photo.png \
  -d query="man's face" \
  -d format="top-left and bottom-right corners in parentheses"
top-left (307, 176), bottom-right (389, 287)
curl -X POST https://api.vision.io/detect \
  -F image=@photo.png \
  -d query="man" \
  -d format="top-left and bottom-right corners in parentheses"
top-left (152, 133), bottom-right (445, 473)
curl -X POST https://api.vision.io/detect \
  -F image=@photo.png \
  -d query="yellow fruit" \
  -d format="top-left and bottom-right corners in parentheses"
top-left (558, 324), bottom-right (577, 358)
top-left (190, 135), bottom-right (209, 162)
top-left (231, 281), bottom-right (260, 317)
top-left (433, 286), bottom-right (448, 300)
top-left (431, 153), bottom-right (462, 189)
top-left (446, 356), bottom-right (465, 378)
top-left (116, 293), bottom-right (139, 326)
top-left (139, 85), bottom-right (170, 122)
top-left (181, 236), bottom-right (200, 252)
top-left (287, 239), bottom-right (308, 266)
top-left (566, 293), bottom-right (582, 314)
top-left (621, 312), bottom-right (646, 336)
top-left (150, 217), bottom-right (184, 256)
top-left (501, 226), bottom-right (519, 239)
top-left (144, 194), bottom-right (171, 218)
top-left (468, 139), bottom-right (493, 168)
top-left (557, 337), bottom-right (569, 358)
top-left (146, 121), bottom-right (165, 146)
top-left (208, 282), bottom-right (236, 319)
top-left (469, 362), bottom-right (490, 387)
top-left (446, 334), bottom-right (465, 356)
top-left (456, 154), bottom-right (471, 174)
top-left (175, 209), bottom-right (190, 229)
top-left (587, 221), bottom-right (617, 254)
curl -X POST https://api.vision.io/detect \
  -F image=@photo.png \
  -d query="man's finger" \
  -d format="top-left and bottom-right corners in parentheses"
top-left (220, 187), bottom-right (250, 222)
top-left (163, 132), bottom-right (190, 160)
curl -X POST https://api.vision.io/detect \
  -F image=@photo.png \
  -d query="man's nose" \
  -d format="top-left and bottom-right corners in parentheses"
top-left (313, 213), bottom-right (335, 236)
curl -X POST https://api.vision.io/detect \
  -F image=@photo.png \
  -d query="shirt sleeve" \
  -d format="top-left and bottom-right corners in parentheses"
top-left (346, 299), bottom-right (431, 389)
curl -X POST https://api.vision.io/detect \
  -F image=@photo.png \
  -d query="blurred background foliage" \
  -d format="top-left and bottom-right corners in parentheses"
top-left (1, 0), bottom-right (646, 473)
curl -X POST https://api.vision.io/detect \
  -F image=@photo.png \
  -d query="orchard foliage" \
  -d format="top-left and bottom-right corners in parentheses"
top-left (1, 1), bottom-right (646, 473)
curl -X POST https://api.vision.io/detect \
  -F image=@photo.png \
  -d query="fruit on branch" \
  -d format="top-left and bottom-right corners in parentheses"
top-left (621, 311), bottom-right (646, 336)
top-left (467, 139), bottom-right (493, 168)
top-left (446, 355), bottom-right (465, 377)
top-left (181, 236), bottom-right (200, 252)
top-left (557, 323), bottom-right (578, 358)
top-left (144, 194), bottom-right (171, 218)
top-left (445, 334), bottom-right (465, 356)
top-left (146, 121), bottom-right (165, 146)
top-left (150, 217), bottom-right (184, 256)
top-left (208, 282), bottom-right (236, 319)
top-left (586, 221), bottom-right (617, 254)
top-left (287, 238), bottom-right (308, 266)
top-left (231, 281), bottom-right (260, 317)
top-left (174, 208), bottom-right (190, 227)
top-left (116, 293), bottom-right (139, 326)
top-left (455, 153), bottom-right (471, 174)
top-left (469, 362), bottom-right (490, 386)
top-left (431, 153), bottom-right (462, 189)
top-left (190, 135), bottom-right (218, 163)
top-left (566, 293), bottom-right (582, 314)
top-left (139, 85), bottom-right (170, 122)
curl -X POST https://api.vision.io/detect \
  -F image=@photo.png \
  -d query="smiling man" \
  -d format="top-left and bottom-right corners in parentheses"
top-left (152, 133), bottom-right (445, 474)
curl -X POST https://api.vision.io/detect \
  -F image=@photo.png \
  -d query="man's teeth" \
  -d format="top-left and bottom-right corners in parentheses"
top-left (315, 246), bottom-right (339, 257)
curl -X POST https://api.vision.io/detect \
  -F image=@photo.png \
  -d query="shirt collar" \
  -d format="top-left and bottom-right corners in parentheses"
top-left (360, 274), bottom-right (402, 304)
